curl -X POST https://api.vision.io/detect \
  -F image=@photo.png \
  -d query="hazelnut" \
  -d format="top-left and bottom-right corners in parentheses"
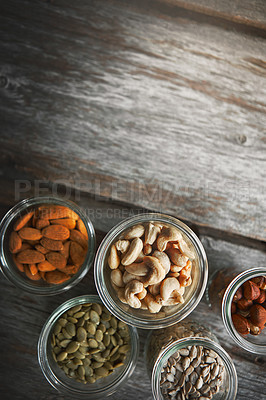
top-left (255, 289), bottom-right (266, 304)
top-left (233, 287), bottom-right (243, 303)
top-left (250, 304), bottom-right (266, 328)
top-left (243, 280), bottom-right (260, 301)
top-left (232, 314), bottom-right (250, 335)
top-left (237, 298), bottom-right (253, 311)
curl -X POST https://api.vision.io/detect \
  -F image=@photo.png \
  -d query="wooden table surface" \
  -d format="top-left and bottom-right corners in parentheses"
top-left (0, 0), bottom-right (266, 399)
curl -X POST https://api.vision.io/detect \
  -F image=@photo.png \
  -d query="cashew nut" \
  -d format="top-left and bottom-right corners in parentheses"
top-left (143, 292), bottom-right (162, 313)
top-left (144, 223), bottom-right (161, 245)
top-left (121, 237), bottom-right (143, 266)
top-left (125, 256), bottom-right (166, 287)
top-left (115, 239), bottom-right (130, 254)
top-left (140, 300), bottom-right (148, 310)
top-left (136, 286), bottom-right (147, 300)
top-left (162, 287), bottom-right (185, 305)
top-left (143, 244), bottom-right (152, 255)
top-left (179, 260), bottom-right (192, 287)
top-left (111, 282), bottom-right (127, 303)
top-left (122, 270), bottom-right (138, 285)
top-left (152, 250), bottom-right (171, 275)
top-left (110, 269), bottom-right (125, 288)
top-left (123, 224), bottom-right (145, 240)
top-left (178, 239), bottom-right (195, 260)
top-left (168, 271), bottom-right (180, 278)
top-left (166, 244), bottom-right (189, 267)
top-left (148, 282), bottom-right (161, 296)
top-left (108, 244), bottom-right (120, 269)
top-left (157, 226), bottom-right (183, 252)
top-left (157, 277), bottom-right (181, 303)
top-left (170, 264), bottom-right (183, 273)
top-left (124, 280), bottom-right (143, 308)
top-left (135, 250), bottom-right (145, 262)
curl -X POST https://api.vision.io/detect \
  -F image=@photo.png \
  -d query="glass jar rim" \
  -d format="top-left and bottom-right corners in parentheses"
top-left (151, 336), bottom-right (238, 400)
top-left (38, 294), bottom-right (139, 397)
top-left (222, 267), bottom-right (266, 355)
top-left (0, 196), bottom-right (96, 295)
top-left (94, 212), bottom-right (208, 329)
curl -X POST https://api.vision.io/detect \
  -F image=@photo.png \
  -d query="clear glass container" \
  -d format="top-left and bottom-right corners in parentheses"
top-left (145, 320), bottom-right (238, 400)
top-left (222, 267), bottom-right (266, 354)
top-left (0, 196), bottom-right (95, 295)
top-left (94, 213), bottom-right (208, 329)
top-left (38, 295), bottom-right (139, 398)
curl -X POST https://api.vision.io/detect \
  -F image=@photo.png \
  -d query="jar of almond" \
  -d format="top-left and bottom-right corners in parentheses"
top-left (0, 196), bottom-right (95, 295)
top-left (222, 267), bottom-right (266, 354)
top-left (145, 320), bottom-right (237, 400)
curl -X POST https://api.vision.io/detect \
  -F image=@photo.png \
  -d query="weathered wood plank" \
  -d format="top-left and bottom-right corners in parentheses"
top-left (0, 0), bottom-right (265, 242)
top-left (0, 191), bottom-right (266, 400)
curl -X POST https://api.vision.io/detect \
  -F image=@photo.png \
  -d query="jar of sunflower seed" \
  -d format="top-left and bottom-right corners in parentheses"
top-left (145, 320), bottom-right (237, 400)
top-left (38, 295), bottom-right (139, 398)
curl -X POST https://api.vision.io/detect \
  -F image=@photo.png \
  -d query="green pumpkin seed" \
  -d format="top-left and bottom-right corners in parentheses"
top-left (88, 338), bottom-right (98, 348)
top-left (84, 311), bottom-right (91, 320)
top-left (58, 318), bottom-right (68, 327)
top-left (66, 322), bottom-right (76, 337)
top-left (87, 322), bottom-right (96, 335)
top-left (113, 361), bottom-right (124, 369)
top-left (82, 358), bottom-right (91, 367)
top-left (73, 350), bottom-right (86, 359)
top-left (107, 327), bottom-right (116, 335)
top-left (71, 305), bottom-right (82, 313)
top-left (84, 365), bottom-right (93, 376)
top-left (119, 344), bottom-right (130, 354)
top-left (79, 346), bottom-right (89, 355)
top-left (91, 303), bottom-right (102, 315)
top-left (110, 335), bottom-right (117, 347)
top-left (87, 376), bottom-right (96, 384)
top-left (68, 316), bottom-right (78, 324)
top-left (66, 341), bottom-right (80, 354)
top-left (74, 311), bottom-right (85, 319)
top-left (90, 310), bottom-right (100, 325)
top-left (95, 329), bottom-right (103, 342)
top-left (62, 328), bottom-right (72, 339)
top-left (104, 361), bottom-right (113, 370)
top-left (98, 323), bottom-right (107, 333)
top-left (92, 361), bottom-right (104, 369)
top-left (57, 351), bottom-right (68, 362)
top-left (103, 333), bottom-right (110, 347)
top-left (101, 313), bottom-right (111, 322)
top-left (110, 317), bottom-right (117, 330)
top-left (95, 367), bottom-right (109, 377)
top-left (73, 358), bottom-right (83, 366)
top-left (77, 326), bottom-right (87, 343)
top-left (89, 348), bottom-right (101, 355)
top-left (53, 323), bottom-right (62, 335)
top-left (60, 339), bottom-right (71, 348)
top-left (78, 365), bottom-right (85, 378)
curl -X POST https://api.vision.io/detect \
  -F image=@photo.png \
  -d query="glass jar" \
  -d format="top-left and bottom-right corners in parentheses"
top-left (38, 294), bottom-right (139, 398)
top-left (145, 320), bottom-right (237, 400)
top-left (94, 213), bottom-right (208, 329)
top-left (222, 267), bottom-right (266, 354)
top-left (0, 196), bottom-right (95, 295)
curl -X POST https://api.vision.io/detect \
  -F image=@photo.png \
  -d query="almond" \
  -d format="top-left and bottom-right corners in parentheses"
top-left (70, 229), bottom-right (88, 249)
top-left (60, 241), bottom-right (71, 260)
top-left (243, 280), bottom-right (260, 301)
top-left (25, 265), bottom-right (41, 281)
top-left (42, 225), bottom-right (70, 241)
top-left (17, 249), bottom-right (45, 264)
top-left (13, 211), bottom-right (34, 231)
top-left (255, 290), bottom-right (266, 304)
top-left (38, 205), bottom-right (78, 220)
top-left (232, 314), bottom-right (250, 335)
top-left (35, 218), bottom-right (50, 230)
top-left (76, 218), bottom-right (88, 239)
top-left (18, 227), bottom-right (42, 241)
top-left (9, 231), bottom-right (22, 253)
top-left (237, 298), bottom-right (253, 310)
top-left (250, 304), bottom-right (266, 328)
top-left (29, 263), bottom-right (38, 276)
top-left (19, 242), bottom-right (33, 252)
top-left (45, 270), bottom-right (70, 284)
top-left (50, 218), bottom-right (76, 230)
top-left (60, 264), bottom-right (80, 275)
top-left (35, 244), bottom-right (49, 254)
top-left (70, 241), bottom-right (86, 267)
top-left (40, 237), bottom-right (64, 251)
top-left (38, 261), bottom-right (57, 272)
top-left (46, 252), bottom-right (67, 270)
top-left (12, 255), bottom-right (24, 272)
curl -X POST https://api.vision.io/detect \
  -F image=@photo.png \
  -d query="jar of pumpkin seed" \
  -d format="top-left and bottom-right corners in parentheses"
top-left (145, 320), bottom-right (237, 400)
top-left (38, 295), bottom-right (139, 398)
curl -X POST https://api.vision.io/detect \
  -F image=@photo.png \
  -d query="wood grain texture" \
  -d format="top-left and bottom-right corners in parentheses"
top-left (0, 188), bottom-right (266, 400)
top-left (0, 0), bottom-right (266, 241)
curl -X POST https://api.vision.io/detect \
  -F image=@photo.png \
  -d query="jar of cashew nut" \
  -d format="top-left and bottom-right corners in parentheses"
top-left (145, 320), bottom-right (238, 400)
top-left (94, 213), bottom-right (208, 329)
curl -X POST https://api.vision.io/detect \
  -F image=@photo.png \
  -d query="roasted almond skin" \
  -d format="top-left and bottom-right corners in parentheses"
top-left (70, 229), bottom-right (88, 249)
top-left (45, 270), bottom-right (70, 284)
top-left (13, 211), bottom-right (34, 231)
top-left (46, 252), bottom-right (67, 270)
top-left (9, 231), bottom-right (22, 253)
top-left (38, 261), bottom-right (57, 272)
top-left (38, 205), bottom-right (78, 220)
top-left (70, 241), bottom-right (86, 267)
top-left (17, 249), bottom-right (45, 264)
top-left (18, 227), bottom-right (42, 241)
top-left (50, 218), bottom-right (76, 230)
top-left (42, 225), bottom-right (70, 241)
top-left (40, 237), bottom-right (64, 251)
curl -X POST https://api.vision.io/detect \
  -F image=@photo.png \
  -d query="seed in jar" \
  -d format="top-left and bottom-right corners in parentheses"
top-left (51, 302), bottom-right (131, 385)
top-left (160, 346), bottom-right (225, 400)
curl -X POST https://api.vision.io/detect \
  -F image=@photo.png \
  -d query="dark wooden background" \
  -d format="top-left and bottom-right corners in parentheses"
top-left (0, 0), bottom-right (266, 399)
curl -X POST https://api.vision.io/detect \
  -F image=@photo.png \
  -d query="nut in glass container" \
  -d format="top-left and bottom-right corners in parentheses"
top-left (0, 196), bottom-right (95, 295)
top-left (38, 295), bottom-right (139, 398)
top-left (94, 213), bottom-right (208, 329)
